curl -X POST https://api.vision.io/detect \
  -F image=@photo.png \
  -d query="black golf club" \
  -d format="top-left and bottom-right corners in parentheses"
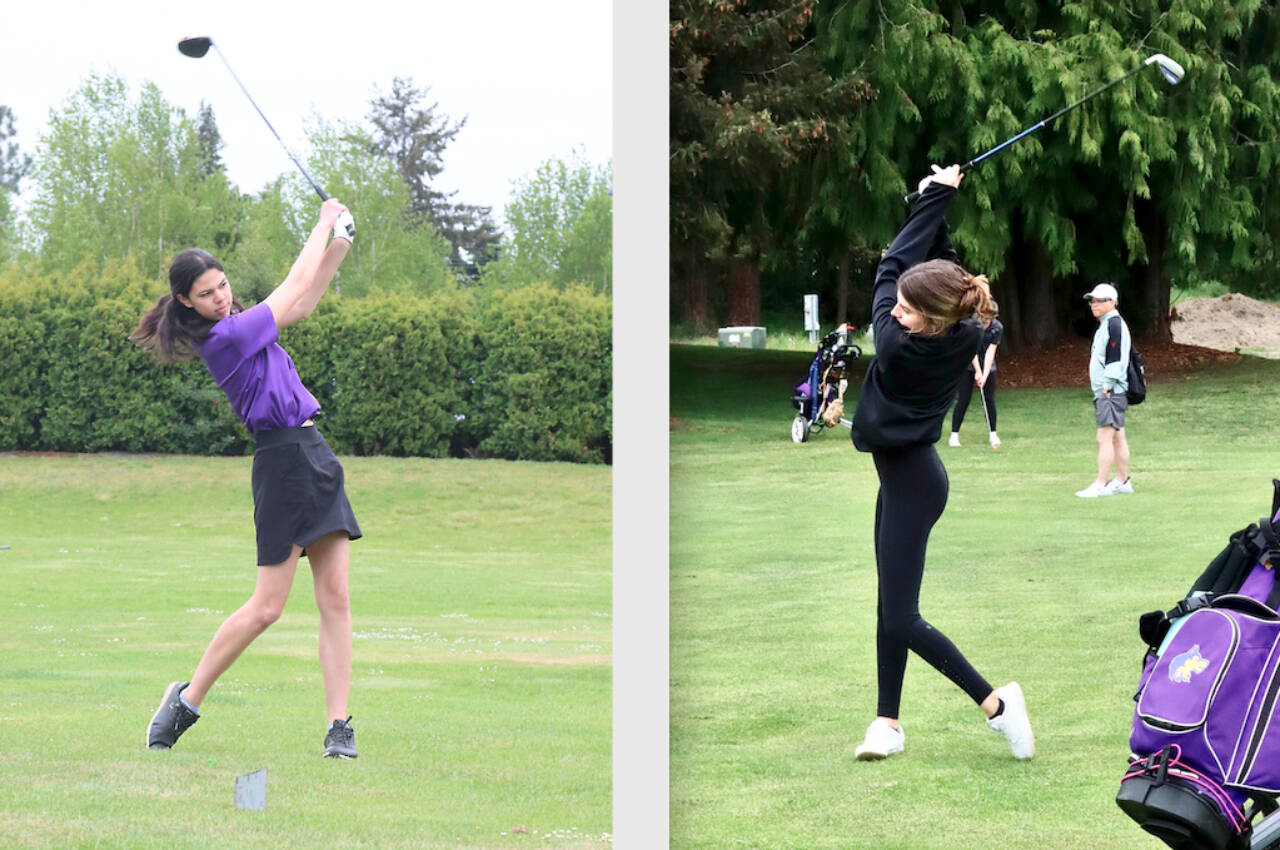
top-left (904, 52), bottom-right (1185, 203)
top-left (178, 36), bottom-right (354, 237)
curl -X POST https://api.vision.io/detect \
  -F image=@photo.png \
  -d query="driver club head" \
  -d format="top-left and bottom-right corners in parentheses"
top-left (178, 36), bottom-right (213, 59)
top-left (1145, 53), bottom-right (1185, 85)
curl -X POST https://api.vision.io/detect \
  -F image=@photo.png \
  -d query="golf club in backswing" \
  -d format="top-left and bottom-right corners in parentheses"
top-left (904, 52), bottom-right (1185, 203)
top-left (177, 36), bottom-right (355, 238)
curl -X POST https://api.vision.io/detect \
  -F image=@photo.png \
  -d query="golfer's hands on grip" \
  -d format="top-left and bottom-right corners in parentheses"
top-left (916, 163), bottom-right (964, 195)
top-left (317, 198), bottom-right (355, 243)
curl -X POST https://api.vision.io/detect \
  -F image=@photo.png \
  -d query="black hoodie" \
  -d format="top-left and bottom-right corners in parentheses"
top-left (850, 183), bottom-right (984, 452)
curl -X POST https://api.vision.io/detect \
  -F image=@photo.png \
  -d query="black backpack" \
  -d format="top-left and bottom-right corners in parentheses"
top-left (1126, 344), bottom-right (1146, 405)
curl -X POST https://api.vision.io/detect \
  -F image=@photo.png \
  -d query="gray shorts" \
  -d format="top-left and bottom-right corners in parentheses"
top-left (1094, 393), bottom-right (1128, 429)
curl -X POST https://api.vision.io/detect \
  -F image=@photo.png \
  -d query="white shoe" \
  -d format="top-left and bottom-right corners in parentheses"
top-left (1075, 480), bottom-right (1112, 498)
top-left (855, 718), bottom-right (905, 761)
top-left (989, 432), bottom-right (1001, 448)
top-left (948, 433), bottom-right (961, 447)
top-left (1106, 477), bottom-right (1134, 495)
top-left (987, 682), bottom-right (1034, 759)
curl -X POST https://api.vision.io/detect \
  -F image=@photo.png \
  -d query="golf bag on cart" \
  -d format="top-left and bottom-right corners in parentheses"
top-left (790, 324), bottom-right (862, 443)
top-left (1117, 480), bottom-right (1280, 850)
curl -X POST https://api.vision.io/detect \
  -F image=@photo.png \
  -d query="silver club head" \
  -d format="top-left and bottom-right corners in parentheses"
top-left (1145, 53), bottom-right (1185, 85)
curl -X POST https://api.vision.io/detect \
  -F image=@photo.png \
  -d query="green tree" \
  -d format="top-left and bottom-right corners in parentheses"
top-left (194, 101), bottom-right (226, 178)
top-left (482, 151), bottom-right (613, 293)
top-left (25, 73), bottom-right (241, 278)
top-left (670, 0), bottom-right (870, 331)
top-left (265, 116), bottom-right (456, 298)
top-left (674, 1), bottom-right (1280, 347)
top-left (364, 77), bottom-right (502, 274)
top-left (0, 105), bottom-right (31, 193)
top-left (0, 105), bottom-right (33, 266)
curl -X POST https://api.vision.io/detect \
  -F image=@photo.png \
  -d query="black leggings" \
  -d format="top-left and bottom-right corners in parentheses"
top-left (951, 371), bottom-right (998, 432)
top-left (871, 445), bottom-right (993, 718)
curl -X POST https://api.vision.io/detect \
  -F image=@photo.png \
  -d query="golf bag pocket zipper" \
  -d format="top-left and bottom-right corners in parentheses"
top-left (1227, 633), bottom-right (1280, 793)
top-left (1136, 608), bottom-right (1239, 733)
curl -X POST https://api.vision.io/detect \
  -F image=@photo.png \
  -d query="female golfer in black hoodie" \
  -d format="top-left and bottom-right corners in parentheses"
top-left (850, 165), bottom-right (1033, 761)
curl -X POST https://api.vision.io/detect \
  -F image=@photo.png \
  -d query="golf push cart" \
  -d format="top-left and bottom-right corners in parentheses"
top-left (790, 324), bottom-right (861, 443)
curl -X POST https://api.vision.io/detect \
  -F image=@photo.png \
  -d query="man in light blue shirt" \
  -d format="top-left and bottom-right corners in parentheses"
top-left (1076, 282), bottom-right (1135, 498)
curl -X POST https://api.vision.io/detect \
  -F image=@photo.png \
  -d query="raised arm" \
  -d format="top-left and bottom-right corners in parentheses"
top-left (265, 198), bottom-right (354, 329)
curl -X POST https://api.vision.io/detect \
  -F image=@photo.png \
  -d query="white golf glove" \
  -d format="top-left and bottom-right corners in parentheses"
top-left (333, 211), bottom-right (356, 243)
top-left (916, 164), bottom-right (944, 195)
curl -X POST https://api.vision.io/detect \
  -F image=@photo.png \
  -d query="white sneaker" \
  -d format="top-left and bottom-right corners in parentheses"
top-left (948, 433), bottom-right (961, 447)
top-left (989, 432), bottom-right (1001, 449)
top-left (855, 718), bottom-right (905, 761)
top-left (1106, 477), bottom-right (1134, 495)
top-left (1075, 480), bottom-right (1112, 498)
top-left (987, 682), bottom-right (1034, 759)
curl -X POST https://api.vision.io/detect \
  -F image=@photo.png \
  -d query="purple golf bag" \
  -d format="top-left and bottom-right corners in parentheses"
top-left (1118, 481), bottom-right (1280, 849)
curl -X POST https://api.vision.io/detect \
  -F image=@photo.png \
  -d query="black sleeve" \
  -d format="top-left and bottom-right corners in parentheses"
top-left (987, 319), bottom-right (1003, 348)
top-left (870, 184), bottom-right (957, 339)
top-left (929, 218), bottom-right (960, 265)
top-left (1105, 315), bottom-right (1123, 366)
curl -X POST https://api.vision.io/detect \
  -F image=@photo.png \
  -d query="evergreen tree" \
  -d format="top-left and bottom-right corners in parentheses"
top-left (195, 101), bottom-right (226, 179)
top-left (0, 105), bottom-right (32, 193)
top-left (670, 0), bottom-right (871, 331)
top-left (364, 77), bottom-right (501, 274)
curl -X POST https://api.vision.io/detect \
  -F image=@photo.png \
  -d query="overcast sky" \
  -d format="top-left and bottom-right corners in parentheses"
top-left (1, 0), bottom-right (612, 227)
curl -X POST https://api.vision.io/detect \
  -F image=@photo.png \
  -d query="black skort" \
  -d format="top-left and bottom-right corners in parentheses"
top-left (251, 424), bottom-right (362, 566)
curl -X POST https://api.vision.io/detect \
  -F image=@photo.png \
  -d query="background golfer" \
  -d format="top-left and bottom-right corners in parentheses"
top-left (1076, 282), bottom-right (1135, 498)
top-left (948, 316), bottom-right (1003, 448)
top-left (132, 198), bottom-right (363, 759)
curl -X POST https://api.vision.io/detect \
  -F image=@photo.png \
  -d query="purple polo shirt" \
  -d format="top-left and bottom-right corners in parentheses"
top-left (195, 302), bottom-right (320, 435)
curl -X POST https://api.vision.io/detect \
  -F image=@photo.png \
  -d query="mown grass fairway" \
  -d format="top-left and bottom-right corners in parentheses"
top-left (670, 343), bottom-right (1280, 849)
top-left (0, 454), bottom-right (610, 850)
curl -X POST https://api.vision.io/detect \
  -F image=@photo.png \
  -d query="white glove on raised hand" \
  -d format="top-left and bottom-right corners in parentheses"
top-left (917, 164), bottom-right (945, 195)
top-left (333, 211), bottom-right (356, 242)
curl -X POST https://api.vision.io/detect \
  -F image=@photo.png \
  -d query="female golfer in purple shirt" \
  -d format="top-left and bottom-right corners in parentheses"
top-left (132, 198), bottom-right (361, 759)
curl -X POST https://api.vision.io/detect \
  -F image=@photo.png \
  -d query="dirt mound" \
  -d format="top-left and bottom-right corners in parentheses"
top-left (1171, 293), bottom-right (1280, 358)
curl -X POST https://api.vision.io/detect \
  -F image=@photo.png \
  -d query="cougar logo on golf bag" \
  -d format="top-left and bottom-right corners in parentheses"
top-left (1168, 645), bottom-right (1210, 683)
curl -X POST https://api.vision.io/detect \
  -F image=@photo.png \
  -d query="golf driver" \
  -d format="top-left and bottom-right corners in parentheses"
top-left (905, 52), bottom-right (1185, 202)
top-left (178, 36), bottom-right (355, 237)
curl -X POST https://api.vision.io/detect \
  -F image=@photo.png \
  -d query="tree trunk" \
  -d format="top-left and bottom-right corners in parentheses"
top-left (680, 263), bottom-right (713, 334)
top-left (1130, 198), bottom-right (1172, 341)
top-left (1003, 225), bottom-right (1060, 350)
top-left (995, 243), bottom-right (1024, 353)
top-left (726, 256), bottom-right (761, 326)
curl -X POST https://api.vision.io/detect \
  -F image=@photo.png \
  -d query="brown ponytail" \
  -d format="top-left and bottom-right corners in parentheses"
top-left (897, 259), bottom-right (1001, 337)
top-left (958, 272), bottom-right (999, 327)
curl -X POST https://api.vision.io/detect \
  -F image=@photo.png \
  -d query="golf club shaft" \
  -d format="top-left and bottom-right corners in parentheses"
top-left (980, 379), bottom-right (992, 432)
top-left (904, 61), bottom-right (1153, 203)
top-left (211, 45), bottom-right (329, 201)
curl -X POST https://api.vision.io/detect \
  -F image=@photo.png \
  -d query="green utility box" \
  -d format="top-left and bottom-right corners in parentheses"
top-left (718, 326), bottom-right (767, 349)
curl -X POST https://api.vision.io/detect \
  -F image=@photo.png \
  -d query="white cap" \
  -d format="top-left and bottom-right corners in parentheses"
top-left (1083, 282), bottom-right (1118, 302)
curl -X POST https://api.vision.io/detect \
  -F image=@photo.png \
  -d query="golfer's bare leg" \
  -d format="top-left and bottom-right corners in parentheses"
top-left (1095, 427), bottom-right (1115, 485)
top-left (308, 531), bottom-right (352, 723)
top-left (184, 547), bottom-right (302, 707)
top-left (1114, 428), bottom-right (1130, 482)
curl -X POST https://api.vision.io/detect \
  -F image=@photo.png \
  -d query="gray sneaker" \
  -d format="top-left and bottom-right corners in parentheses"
top-left (146, 681), bottom-right (199, 750)
top-left (323, 716), bottom-right (358, 759)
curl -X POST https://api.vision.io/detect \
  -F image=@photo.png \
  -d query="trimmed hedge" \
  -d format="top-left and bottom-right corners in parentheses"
top-left (0, 264), bottom-right (611, 463)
